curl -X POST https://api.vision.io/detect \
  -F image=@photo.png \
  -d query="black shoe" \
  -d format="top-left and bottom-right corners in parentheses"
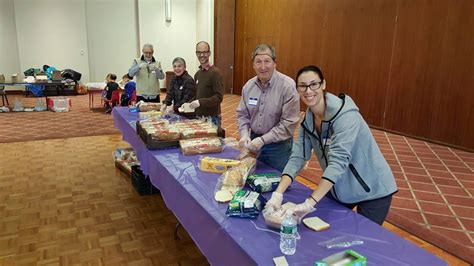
top-left (105, 107), bottom-right (112, 113)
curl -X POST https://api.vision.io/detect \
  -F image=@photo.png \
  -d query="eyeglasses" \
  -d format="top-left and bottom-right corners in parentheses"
top-left (195, 51), bottom-right (210, 56)
top-left (296, 81), bottom-right (322, 92)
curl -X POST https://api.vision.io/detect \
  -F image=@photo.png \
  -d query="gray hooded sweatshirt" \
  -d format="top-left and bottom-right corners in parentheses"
top-left (282, 92), bottom-right (397, 204)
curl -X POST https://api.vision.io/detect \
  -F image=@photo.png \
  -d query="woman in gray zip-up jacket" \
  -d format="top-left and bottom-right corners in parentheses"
top-left (265, 65), bottom-right (397, 225)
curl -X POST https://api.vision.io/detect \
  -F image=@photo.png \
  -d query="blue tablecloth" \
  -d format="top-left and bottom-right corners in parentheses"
top-left (113, 107), bottom-right (446, 266)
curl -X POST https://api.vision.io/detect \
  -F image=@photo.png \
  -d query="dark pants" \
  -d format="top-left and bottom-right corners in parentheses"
top-left (136, 95), bottom-right (160, 103)
top-left (251, 132), bottom-right (292, 172)
top-left (327, 193), bottom-right (393, 225)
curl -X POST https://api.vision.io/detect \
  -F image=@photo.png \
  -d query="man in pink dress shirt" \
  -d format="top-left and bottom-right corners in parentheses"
top-left (236, 44), bottom-right (300, 172)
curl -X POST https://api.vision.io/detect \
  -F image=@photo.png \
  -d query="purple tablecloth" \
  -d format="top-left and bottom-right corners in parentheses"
top-left (113, 107), bottom-right (446, 266)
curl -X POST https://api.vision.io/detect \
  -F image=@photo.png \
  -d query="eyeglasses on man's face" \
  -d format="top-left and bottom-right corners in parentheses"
top-left (195, 51), bottom-right (210, 56)
top-left (296, 81), bottom-right (322, 92)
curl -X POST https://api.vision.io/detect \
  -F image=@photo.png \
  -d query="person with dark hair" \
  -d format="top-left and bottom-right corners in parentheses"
top-left (120, 74), bottom-right (136, 106)
top-left (265, 65), bottom-right (397, 225)
top-left (128, 43), bottom-right (164, 103)
top-left (161, 57), bottom-right (196, 115)
top-left (188, 41), bottom-right (224, 126)
top-left (103, 73), bottom-right (119, 113)
top-left (236, 44), bottom-right (300, 172)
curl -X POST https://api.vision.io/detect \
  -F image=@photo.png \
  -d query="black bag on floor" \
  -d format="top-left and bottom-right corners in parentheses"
top-left (131, 165), bottom-right (160, 196)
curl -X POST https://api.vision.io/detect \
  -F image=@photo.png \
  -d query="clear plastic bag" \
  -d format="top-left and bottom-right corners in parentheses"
top-left (180, 137), bottom-right (224, 155)
top-left (213, 157), bottom-right (257, 202)
top-left (318, 235), bottom-right (364, 249)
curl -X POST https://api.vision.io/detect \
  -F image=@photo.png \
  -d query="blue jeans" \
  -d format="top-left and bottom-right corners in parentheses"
top-left (211, 115), bottom-right (221, 128)
top-left (326, 193), bottom-right (393, 225)
top-left (198, 115), bottom-right (221, 128)
top-left (251, 132), bottom-right (293, 172)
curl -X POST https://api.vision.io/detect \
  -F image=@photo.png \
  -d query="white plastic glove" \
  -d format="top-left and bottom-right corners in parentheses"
top-left (247, 137), bottom-right (264, 152)
top-left (189, 100), bottom-right (200, 109)
top-left (165, 107), bottom-right (174, 115)
top-left (288, 198), bottom-right (316, 223)
top-left (238, 136), bottom-right (251, 148)
top-left (138, 62), bottom-right (147, 69)
top-left (160, 104), bottom-right (167, 113)
top-left (265, 191), bottom-right (283, 211)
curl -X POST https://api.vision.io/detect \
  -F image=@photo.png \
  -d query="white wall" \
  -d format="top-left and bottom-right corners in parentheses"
top-left (14, 0), bottom-right (90, 82)
top-left (196, 0), bottom-right (214, 64)
top-left (0, 0), bottom-right (21, 80)
top-left (0, 0), bottom-right (214, 86)
top-left (85, 0), bottom-right (139, 82)
top-left (139, 0), bottom-right (198, 81)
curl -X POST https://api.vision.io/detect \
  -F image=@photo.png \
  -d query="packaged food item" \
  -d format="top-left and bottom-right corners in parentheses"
top-left (262, 202), bottom-right (296, 229)
top-left (246, 173), bottom-right (281, 193)
top-left (200, 157), bottom-right (241, 173)
top-left (149, 125), bottom-right (180, 141)
top-left (180, 137), bottom-right (223, 155)
top-left (181, 128), bottom-right (218, 139)
top-left (114, 148), bottom-right (140, 173)
top-left (213, 157), bottom-right (257, 202)
top-left (138, 102), bottom-right (162, 112)
top-left (225, 189), bottom-right (266, 219)
top-left (139, 110), bottom-right (161, 119)
top-left (223, 137), bottom-right (239, 148)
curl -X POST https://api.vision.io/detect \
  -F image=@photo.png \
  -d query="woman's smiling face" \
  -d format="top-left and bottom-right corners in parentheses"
top-left (296, 71), bottom-right (325, 108)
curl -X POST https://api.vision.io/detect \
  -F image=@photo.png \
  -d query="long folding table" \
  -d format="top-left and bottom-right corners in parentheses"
top-left (113, 107), bottom-right (446, 266)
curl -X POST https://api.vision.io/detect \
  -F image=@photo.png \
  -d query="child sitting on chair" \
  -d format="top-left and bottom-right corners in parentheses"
top-left (120, 74), bottom-right (136, 106)
top-left (103, 73), bottom-right (119, 113)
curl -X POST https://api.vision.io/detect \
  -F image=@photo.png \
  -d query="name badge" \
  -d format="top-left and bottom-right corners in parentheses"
top-left (248, 97), bottom-right (258, 106)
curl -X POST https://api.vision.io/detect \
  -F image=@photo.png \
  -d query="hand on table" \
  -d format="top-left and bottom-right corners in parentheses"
top-left (265, 191), bottom-right (283, 211)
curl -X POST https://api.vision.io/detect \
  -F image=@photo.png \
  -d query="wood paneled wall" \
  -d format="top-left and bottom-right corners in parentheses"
top-left (227, 0), bottom-right (474, 150)
top-left (214, 0), bottom-right (235, 94)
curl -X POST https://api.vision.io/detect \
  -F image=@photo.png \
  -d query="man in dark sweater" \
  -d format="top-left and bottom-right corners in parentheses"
top-left (189, 41), bottom-right (224, 127)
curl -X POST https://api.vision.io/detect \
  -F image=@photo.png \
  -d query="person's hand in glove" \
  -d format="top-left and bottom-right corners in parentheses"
top-left (165, 107), bottom-right (174, 115)
top-left (247, 137), bottom-right (264, 152)
top-left (265, 191), bottom-right (283, 211)
top-left (189, 100), bottom-right (200, 110)
top-left (238, 136), bottom-right (251, 149)
top-left (289, 198), bottom-right (316, 223)
top-left (160, 104), bottom-right (167, 113)
top-left (138, 62), bottom-right (147, 69)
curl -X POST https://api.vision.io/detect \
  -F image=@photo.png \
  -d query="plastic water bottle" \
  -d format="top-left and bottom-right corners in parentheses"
top-left (280, 210), bottom-right (297, 255)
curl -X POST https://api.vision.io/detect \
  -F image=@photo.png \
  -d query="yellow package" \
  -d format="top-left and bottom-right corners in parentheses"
top-left (200, 157), bottom-right (240, 173)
